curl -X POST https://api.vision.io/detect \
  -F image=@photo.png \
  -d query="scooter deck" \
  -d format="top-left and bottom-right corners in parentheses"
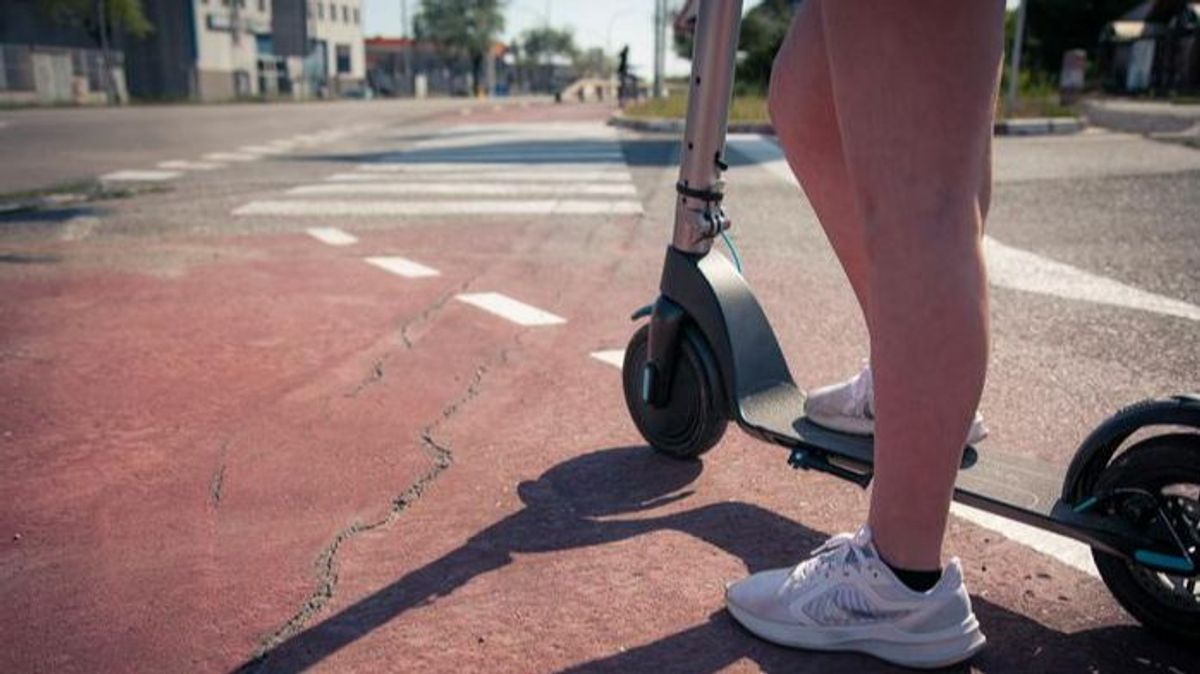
top-left (740, 381), bottom-right (1065, 526)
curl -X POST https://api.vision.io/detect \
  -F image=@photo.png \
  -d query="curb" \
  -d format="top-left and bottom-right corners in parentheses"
top-left (608, 114), bottom-right (772, 135)
top-left (610, 113), bottom-right (1085, 137)
top-left (993, 117), bottom-right (1086, 136)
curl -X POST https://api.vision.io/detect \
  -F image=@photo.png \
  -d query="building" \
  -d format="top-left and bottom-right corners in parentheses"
top-left (0, 0), bottom-right (124, 105)
top-left (307, 0), bottom-right (366, 95)
top-left (366, 38), bottom-right (514, 98)
top-left (121, 0), bottom-right (364, 101)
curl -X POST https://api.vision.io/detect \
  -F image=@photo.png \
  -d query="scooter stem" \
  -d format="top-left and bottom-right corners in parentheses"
top-left (672, 0), bottom-right (744, 255)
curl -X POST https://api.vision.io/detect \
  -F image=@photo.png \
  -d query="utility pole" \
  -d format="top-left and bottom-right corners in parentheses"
top-left (1005, 0), bottom-right (1028, 117)
top-left (95, 0), bottom-right (115, 103)
top-left (653, 0), bottom-right (665, 98)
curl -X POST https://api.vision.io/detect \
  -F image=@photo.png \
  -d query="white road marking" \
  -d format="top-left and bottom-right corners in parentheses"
top-left (233, 199), bottom-right (644, 217)
top-left (985, 236), bottom-right (1200, 322)
top-left (456, 292), bottom-right (566, 326)
top-left (240, 145), bottom-right (286, 155)
top-left (950, 503), bottom-right (1098, 577)
top-left (100, 170), bottom-right (181, 182)
top-left (726, 134), bottom-right (797, 184)
top-left (327, 171), bottom-right (635, 183)
top-left (365, 256), bottom-right (440, 278)
top-left (204, 152), bottom-right (258, 162)
top-left (358, 162), bottom-right (630, 173)
top-left (305, 227), bottom-right (358, 246)
top-left (590, 350), bottom-right (626, 368)
top-left (732, 133), bottom-right (1200, 323)
top-left (158, 160), bottom-right (223, 171)
top-left (269, 139), bottom-right (297, 148)
top-left (288, 182), bottom-right (637, 197)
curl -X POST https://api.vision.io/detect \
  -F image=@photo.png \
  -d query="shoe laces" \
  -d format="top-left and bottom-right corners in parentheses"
top-left (783, 530), bottom-right (868, 591)
top-left (842, 363), bottom-right (874, 417)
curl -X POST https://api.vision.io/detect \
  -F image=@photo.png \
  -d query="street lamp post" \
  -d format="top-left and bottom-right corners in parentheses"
top-left (1006, 0), bottom-right (1028, 117)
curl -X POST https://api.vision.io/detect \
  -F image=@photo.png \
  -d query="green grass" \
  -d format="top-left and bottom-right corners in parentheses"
top-left (624, 92), bottom-right (770, 124)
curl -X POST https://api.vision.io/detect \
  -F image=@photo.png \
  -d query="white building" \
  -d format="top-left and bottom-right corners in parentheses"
top-left (189, 0), bottom-right (279, 99)
top-left (306, 0), bottom-right (366, 94)
top-left (120, 0), bottom-right (365, 101)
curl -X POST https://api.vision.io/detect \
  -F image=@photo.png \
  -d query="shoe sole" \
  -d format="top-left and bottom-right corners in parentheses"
top-left (726, 600), bottom-right (987, 669)
top-left (806, 411), bottom-right (990, 446)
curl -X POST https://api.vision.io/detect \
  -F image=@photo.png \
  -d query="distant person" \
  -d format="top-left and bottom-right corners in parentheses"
top-left (724, 0), bottom-right (1003, 668)
top-left (617, 45), bottom-right (630, 107)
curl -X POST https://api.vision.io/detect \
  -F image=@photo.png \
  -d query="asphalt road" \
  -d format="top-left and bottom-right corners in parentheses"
top-left (0, 100), bottom-right (1197, 673)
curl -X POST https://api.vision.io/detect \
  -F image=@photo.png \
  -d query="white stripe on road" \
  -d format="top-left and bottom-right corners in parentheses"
top-left (365, 256), bottom-right (440, 278)
top-left (233, 200), bottom-right (644, 217)
top-left (590, 350), bottom-right (626, 368)
top-left (984, 236), bottom-right (1200, 322)
top-left (158, 160), bottom-right (223, 171)
top-left (204, 152), bottom-right (258, 162)
top-left (950, 503), bottom-right (1098, 577)
top-left (289, 182), bottom-right (637, 197)
top-left (328, 170), bottom-right (634, 183)
top-left (100, 170), bottom-right (181, 182)
top-left (305, 227), bottom-right (358, 246)
top-left (732, 133), bottom-right (1200, 323)
top-left (456, 292), bottom-right (566, 326)
top-left (358, 162), bottom-right (630, 173)
top-left (240, 145), bottom-right (286, 155)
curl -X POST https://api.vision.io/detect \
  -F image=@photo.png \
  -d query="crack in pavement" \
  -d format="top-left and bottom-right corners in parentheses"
top-left (239, 346), bottom-right (511, 672)
top-left (345, 273), bottom-right (481, 399)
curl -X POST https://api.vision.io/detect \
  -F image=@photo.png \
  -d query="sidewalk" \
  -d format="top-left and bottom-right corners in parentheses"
top-left (1081, 98), bottom-right (1200, 139)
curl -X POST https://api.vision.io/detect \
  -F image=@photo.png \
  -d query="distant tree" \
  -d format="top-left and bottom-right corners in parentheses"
top-left (1022, 0), bottom-right (1142, 76)
top-left (520, 26), bottom-right (577, 65)
top-left (671, 0), bottom-right (796, 93)
top-left (573, 47), bottom-right (614, 77)
top-left (414, 0), bottom-right (505, 96)
top-left (735, 0), bottom-right (793, 93)
top-left (39, 0), bottom-right (153, 40)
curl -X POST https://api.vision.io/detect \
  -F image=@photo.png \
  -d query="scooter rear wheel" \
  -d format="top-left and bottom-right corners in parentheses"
top-left (1090, 433), bottom-right (1200, 646)
top-left (622, 323), bottom-right (727, 459)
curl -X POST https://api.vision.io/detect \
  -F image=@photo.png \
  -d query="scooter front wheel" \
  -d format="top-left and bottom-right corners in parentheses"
top-left (622, 323), bottom-right (727, 459)
top-left (1090, 433), bottom-right (1200, 646)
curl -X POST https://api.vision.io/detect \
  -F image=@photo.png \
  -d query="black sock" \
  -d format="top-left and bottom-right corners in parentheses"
top-left (882, 558), bottom-right (942, 592)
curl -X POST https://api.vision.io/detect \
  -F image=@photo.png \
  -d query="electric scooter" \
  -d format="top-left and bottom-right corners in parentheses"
top-left (621, 0), bottom-right (1200, 645)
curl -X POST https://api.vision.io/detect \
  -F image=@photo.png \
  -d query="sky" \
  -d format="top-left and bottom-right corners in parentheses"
top-left (362, 1), bottom-right (765, 79)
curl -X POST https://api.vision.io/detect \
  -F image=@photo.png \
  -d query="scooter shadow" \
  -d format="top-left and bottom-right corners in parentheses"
top-left (235, 446), bottom-right (1193, 674)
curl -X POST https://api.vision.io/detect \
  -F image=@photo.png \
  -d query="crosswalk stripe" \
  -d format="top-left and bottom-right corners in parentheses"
top-left (590, 350), bottom-right (626, 368)
top-left (100, 170), bottom-right (180, 182)
top-left (158, 160), bottom-right (223, 171)
top-left (456, 292), bottom-right (566, 326)
top-left (357, 162), bottom-right (629, 173)
top-left (240, 145), bottom-right (286, 155)
top-left (305, 227), bottom-right (358, 246)
top-left (233, 200), bottom-right (644, 217)
top-left (365, 256), bottom-right (440, 278)
top-left (204, 152), bottom-right (258, 162)
top-left (288, 183), bottom-right (637, 197)
top-left (327, 171), bottom-right (634, 183)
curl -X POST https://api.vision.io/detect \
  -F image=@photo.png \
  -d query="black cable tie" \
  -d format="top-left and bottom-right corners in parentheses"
top-left (675, 181), bottom-right (724, 203)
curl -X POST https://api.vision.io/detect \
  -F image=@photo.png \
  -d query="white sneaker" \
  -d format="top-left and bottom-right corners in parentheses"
top-left (804, 362), bottom-right (989, 445)
top-left (725, 525), bottom-right (986, 669)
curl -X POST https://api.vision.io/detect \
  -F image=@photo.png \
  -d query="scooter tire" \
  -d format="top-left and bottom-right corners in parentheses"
top-left (622, 323), bottom-right (727, 460)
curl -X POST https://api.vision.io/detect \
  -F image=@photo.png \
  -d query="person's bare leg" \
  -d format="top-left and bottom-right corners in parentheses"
top-left (768, 0), bottom-right (871, 321)
top-left (770, 1), bottom-right (997, 335)
top-left (820, 1), bottom-right (1004, 570)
